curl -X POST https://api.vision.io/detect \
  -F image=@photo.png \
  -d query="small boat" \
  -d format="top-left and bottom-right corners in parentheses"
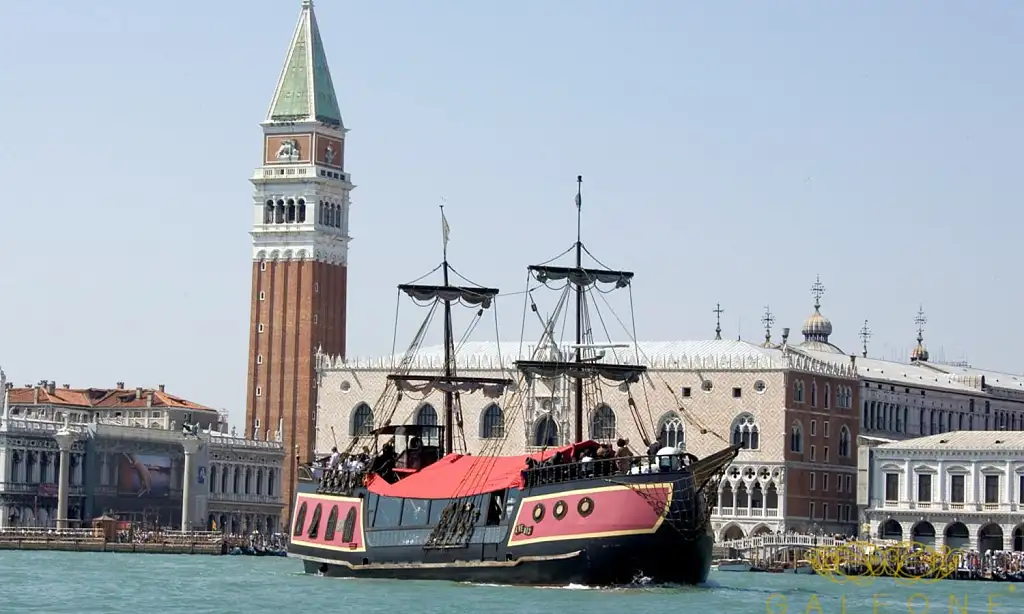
top-left (785, 559), bottom-right (816, 575)
top-left (713, 558), bottom-right (753, 572)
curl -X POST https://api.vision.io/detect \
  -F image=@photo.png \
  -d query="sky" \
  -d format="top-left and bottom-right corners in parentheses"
top-left (1, 1), bottom-right (1022, 430)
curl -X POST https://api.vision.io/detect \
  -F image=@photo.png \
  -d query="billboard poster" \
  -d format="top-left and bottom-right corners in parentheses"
top-left (117, 453), bottom-right (172, 498)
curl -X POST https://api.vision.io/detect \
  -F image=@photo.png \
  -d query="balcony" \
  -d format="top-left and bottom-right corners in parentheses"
top-left (208, 492), bottom-right (282, 505)
top-left (874, 500), bottom-right (1017, 514)
top-left (714, 506), bottom-right (779, 518)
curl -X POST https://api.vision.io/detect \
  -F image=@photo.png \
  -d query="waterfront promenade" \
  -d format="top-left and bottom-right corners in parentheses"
top-left (0, 527), bottom-right (223, 554)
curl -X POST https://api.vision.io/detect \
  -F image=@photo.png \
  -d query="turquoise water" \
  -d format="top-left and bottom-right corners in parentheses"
top-left (1, 551), bottom-right (1020, 613)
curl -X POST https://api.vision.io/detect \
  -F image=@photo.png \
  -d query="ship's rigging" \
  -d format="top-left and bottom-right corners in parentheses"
top-left (342, 182), bottom-right (732, 462)
top-left (326, 180), bottom-right (740, 551)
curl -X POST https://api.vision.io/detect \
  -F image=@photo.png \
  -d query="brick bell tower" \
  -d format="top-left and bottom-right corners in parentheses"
top-left (246, 0), bottom-right (352, 518)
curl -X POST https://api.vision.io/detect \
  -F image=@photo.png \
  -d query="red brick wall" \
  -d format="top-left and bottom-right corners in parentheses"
top-left (244, 259), bottom-right (348, 518)
top-left (783, 370), bottom-right (860, 525)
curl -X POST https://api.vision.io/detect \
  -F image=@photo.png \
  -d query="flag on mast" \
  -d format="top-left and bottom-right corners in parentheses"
top-left (441, 206), bottom-right (450, 249)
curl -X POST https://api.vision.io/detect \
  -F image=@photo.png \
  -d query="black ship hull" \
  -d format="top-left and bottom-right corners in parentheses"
top-left (287, 468), bottom-right (717, 586)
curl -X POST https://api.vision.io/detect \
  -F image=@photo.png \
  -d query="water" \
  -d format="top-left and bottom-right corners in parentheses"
top-left (2, 551), bottom-right (1020, 613)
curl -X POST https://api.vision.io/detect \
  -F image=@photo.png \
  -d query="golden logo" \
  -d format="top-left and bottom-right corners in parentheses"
top-left (806, 540), bottom-right (961, 587)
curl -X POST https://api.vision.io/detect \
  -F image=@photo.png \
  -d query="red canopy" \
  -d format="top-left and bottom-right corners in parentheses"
top-left (366, 440), bottom-right (599, 500)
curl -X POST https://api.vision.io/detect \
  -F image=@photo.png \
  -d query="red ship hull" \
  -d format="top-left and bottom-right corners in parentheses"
top-left (287, 470), bottom-right (716, 586)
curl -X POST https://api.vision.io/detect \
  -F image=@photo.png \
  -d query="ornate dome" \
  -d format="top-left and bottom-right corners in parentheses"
top-left (797, 275), bottom-right (844, 354)
top-left (802, 309), bottom-right (833, 340)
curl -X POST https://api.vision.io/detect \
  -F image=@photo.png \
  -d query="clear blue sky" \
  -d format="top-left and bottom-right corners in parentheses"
top-left (1, 1), bottom-right (1021, 428)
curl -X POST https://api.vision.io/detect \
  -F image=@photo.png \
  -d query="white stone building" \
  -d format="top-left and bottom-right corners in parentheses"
top-left (864, 431), bottom-right (1024, 552)
top-left (0, 377), bottom-right (285, 532)
top-left (314, 335), bottom-right (862, 540)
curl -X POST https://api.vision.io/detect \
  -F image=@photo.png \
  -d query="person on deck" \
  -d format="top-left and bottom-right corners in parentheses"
top-left (614, 438), bottom-right (633, 473)
top-left (647, 437), bottom-right (662, 464)
top-left (328, 446), bottom-right (341, 470)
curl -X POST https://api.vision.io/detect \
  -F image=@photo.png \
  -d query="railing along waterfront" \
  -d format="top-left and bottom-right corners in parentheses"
top-left (718, 534), bottom-right (844, 551)
top-left (0, 528), bottom-right (103, 540)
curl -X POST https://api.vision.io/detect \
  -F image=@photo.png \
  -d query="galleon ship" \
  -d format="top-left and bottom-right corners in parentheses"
top-left (287, 179), bottom-right (740, 585)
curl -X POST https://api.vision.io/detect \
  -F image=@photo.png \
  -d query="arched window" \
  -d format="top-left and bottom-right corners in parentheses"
top-left (415, 404), bottom-right (439, 446)
top-left (534, 416), bottom-right (559, 447)
top-left (658, 412), bottom-right (685, 448)
top-left (789, 422), bottom-right (803, 453)
top-left (324, 505), bottom-right (339, 541)
top-left (307, 503), bottom-right (323, 539)
top-left (480, 404), bottom-right (504, 439)
top-left (590, 404), bottom-right (616, 441)
top-left (839, 426), bottom-right (851, 457)
top-left (811, 382), bottom-right (818, 407)
top-left (824, 384), bottom-right (831, 409)
top-left (415, 404), bottom-right (438, 426)
top-left (292, 501), bottom-right (308, 537)
top-left (731, 413), bottom-right (760, 450)
top-left (351, 403), bottom-right (374, 436)
top-left (794, 380), bottom-right (805, 403)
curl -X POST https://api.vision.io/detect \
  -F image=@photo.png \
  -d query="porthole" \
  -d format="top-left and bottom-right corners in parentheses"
top-left (553, 500), bottom-right (568, 520)
top-left (578, 497), bottom-right (595, 517)
top-left (340, 381), bottom-right (352, 392)
top-left (701, 380), bottom-right (713, 393)
top-left (532, 503), bottom-right (546, 522)
top-left (754, 380), bottom-right (767, 394)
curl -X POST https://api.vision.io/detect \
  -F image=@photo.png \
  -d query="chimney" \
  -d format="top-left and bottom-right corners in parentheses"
top-left (146, 392), bottom-right (153, 408)
top-left (850, 354), bottom-right (857, 367)
top-left (135, 386), bottom-right (143, 400)
top-left (47, 381), bottom-right (56, 395)
top-left (62, 383), bottom-right (70, 389)
top-left (158, 384), bottom-right (165, 393)
top-left (33, 386), bottom-right (39, 404)
top-left (116, 381), bottom-right (125, 389)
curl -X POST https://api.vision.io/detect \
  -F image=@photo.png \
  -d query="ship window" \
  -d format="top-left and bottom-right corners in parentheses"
top-left (324, 505), bottom-right (339, 541)
top-left (401, 499), bottom-right (430, 526)
top-left (307, 503), bottom-right (323, 539)
top-left (292, 502), bottom-right (308, 536)
top-left (374, 497), bottom-right (402, 528)
top-left (341, 508), bottom-right (357, 543)
top-left (428, 499), bottom-right (450, 524)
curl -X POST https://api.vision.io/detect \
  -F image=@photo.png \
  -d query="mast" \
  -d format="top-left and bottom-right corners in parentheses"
top-left (441, 204), bottom-right (455, 454)
top-left (573, 176), bottom-right (584, 443)
top-left (382, 205), bottom-right (512, 455)
top-left (515, 176), bottom-right (647, 447)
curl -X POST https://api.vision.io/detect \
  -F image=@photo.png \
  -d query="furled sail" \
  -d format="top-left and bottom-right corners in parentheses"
top-left (528, 265), bottom-right (633, 289)
top-left (514, 359), bottom-right (646, 383)
top-left (387, 374), bottom-right (513, 397)
top-left (398, 284), bottom-right (499, 307)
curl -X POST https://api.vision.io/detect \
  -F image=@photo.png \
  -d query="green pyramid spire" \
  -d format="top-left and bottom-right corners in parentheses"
top-left (267, 1), bottom-right (344, 128)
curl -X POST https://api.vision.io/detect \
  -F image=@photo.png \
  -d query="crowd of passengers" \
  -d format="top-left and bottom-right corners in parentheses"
top-left (522, 438), bottom-right (697, 486)
top-left (316, 441), bottom-right (401, 489)
top-left (315, 437), bottom-right (696, 490)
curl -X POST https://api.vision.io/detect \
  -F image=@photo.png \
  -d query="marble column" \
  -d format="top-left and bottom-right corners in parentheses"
top-left (54, 429), bottom-right (78, 530)
top-left (181, 438), bottom-right (201, 531)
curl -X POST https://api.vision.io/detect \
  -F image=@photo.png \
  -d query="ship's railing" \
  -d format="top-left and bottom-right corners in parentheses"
top-left (309, 452), bottom-right (698, 497)
top-left (522, 453), bottom-right (693, 489)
